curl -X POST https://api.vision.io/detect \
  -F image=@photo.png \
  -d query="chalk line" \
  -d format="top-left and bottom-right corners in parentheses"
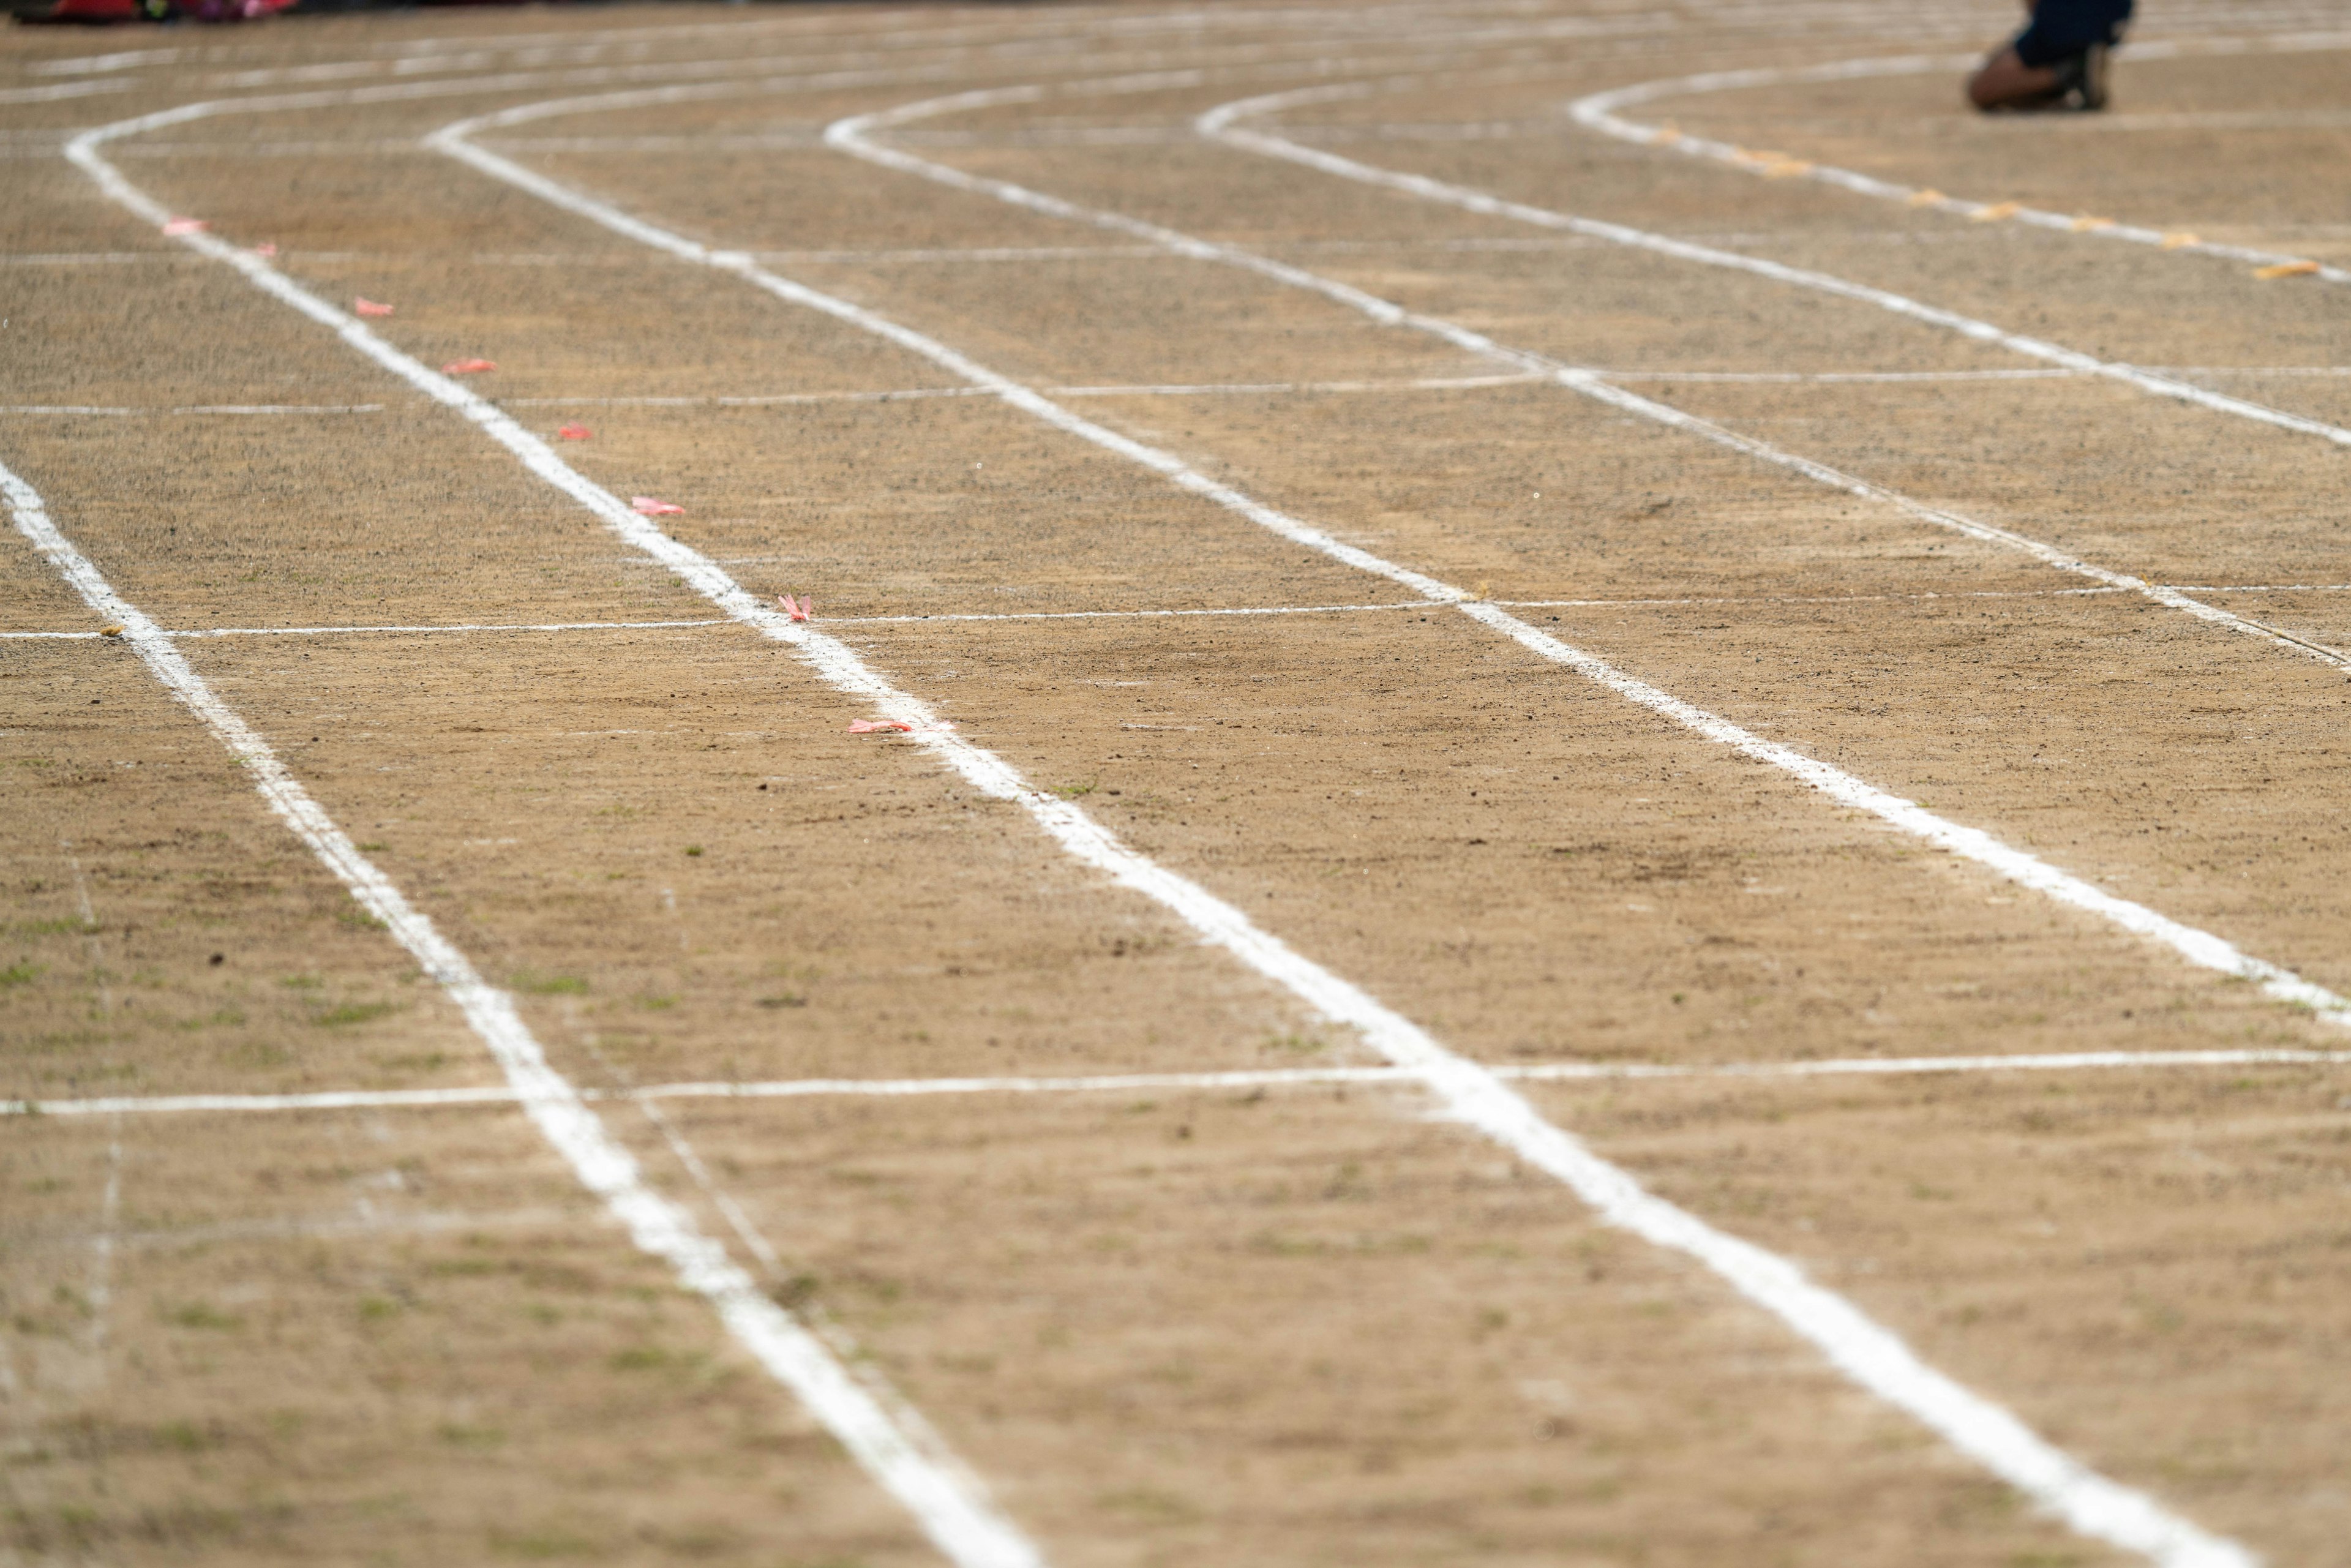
top-left (828, 79), bottom-right (2349, 673)
top-left (12, 1046), bottom-right (2349, 1121)
top-left (424, 83), bottom-right (2321, 1568)
top-left (1205, 78), bottom-right (2351, 454)
top-left (4, 479), bottom-right (1042, 1566)
top-left (1565, 35), bottom-right (2351, 288)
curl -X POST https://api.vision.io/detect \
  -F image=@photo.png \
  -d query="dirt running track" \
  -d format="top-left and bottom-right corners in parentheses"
top-left (3, 1), bottom-right (2349, 1564)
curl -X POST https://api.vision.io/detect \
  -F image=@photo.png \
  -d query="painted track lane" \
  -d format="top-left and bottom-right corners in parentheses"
top-left (14, 4), bottom-right (2351, 1561)
top-left (42, 61), bottom-right (2304, 1568)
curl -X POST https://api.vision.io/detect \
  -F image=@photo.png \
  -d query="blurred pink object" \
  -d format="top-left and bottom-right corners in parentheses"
top-left (354, 298), bottom-right (394, 318)
top-left (162, 217), bottom-right (208, 236)
top-left (848, 719), bottom-right (915, 735)
top-left (779, 595), bottom-right (812, 622)
top-left (557, 424), bottom-right (592, 441)
top-left (631, 497), bottom-right (684, 517)
top-left (442, 358), bottom-right (496, 375)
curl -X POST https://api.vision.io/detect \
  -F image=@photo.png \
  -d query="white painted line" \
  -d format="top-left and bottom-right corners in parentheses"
top-left (420, 86), bottom-right (2326, 1568)
top-left (28, 47), bottom-right (183, 76)
top-left (0, 80), bottom-right (133, 106)
top-left (1566, 36), bottom-right (2351, 287)
top-left (0, 456), bottom-right (1044, 1568)
top-left (1053, 372), bottom-right (1546, 396)
top-left (1204, 79), bottom-right (2351, 454)
top-left (13, 1047), bottom-right (2345, 1120)
top-left (0, 403), bottom-right (381, 416)
top-left (829, 81), bottom-right (2350, 674)
top-left (0, 619), bottom-right (727, 640)
top-left (15, 582), bottom-right (2351, 644)
top-left (0, 255), bottom-right (159, 266)
top-left (170, 617), bottom-right (734, 639)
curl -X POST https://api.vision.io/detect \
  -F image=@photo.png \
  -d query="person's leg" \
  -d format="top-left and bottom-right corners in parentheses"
top-left (1968, 45), bottom-right (2067, 110)
top-left (1969, 0), bottom-right (2134, 112)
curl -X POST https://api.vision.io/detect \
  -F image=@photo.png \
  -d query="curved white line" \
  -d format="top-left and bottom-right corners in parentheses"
top-left (1201, 79), bottom-right (2351, 452)
top-left (1565, 34), bottom-right (2351, 287)
top-left (0, 463), bottom-right (1042, 1568)
top-left (827, 79), bottom-right (2350, 673)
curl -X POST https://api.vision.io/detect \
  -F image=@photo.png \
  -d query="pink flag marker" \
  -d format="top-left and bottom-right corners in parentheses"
top-left (441, 358), bottom-right (496, 375)
top-left (631, 497), bottom-right (684, 517)
top-left (162, 217), bottom-right (208, 236)
top-left (849, 719), bottom-right (916, 735)
top-left (252, 242), bottom-right (277, 258)
top-left (557, 424), bottom-right (593, 441)
top-left (354, 298), bottom-right (394, 318)
top-left (778, 595), bottom-right (812, 622)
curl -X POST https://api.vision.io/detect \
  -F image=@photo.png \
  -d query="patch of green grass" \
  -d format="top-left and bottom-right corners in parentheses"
top-left (357, 1296), bottom-right (402, 1322)
top-left (356, 841), bottom-right (389, 853)
top-left (1262, 1032), bottom-right (1326, 1056)
top-left (756, 992), bottom-right (806, 1010)
top-left (683, 845), bottom-right (704, 858)
top-left (14, 918), bottom-right (96, 937)
top-left (633, 993), bottom-right (677, 1011)
top-left (335, 907), bottom-right (387, 932)
top-left (488, 1526), bottom-right (601, 1559)
top-left (437, 1424), bottom-right (504, 1449)
top-left (313, 1002), bottom-right (396, 1029)
top-left (0, 962), bottom-right (41, 988)
top-left (165, 1302), bottom-right (243, 1332)
top-left (607, 1345), bottom-right (705, 1375)
top-left (1051, 779), bottom-right (1098, 799)
top-left (511, 973), bottom-right (589, 997)
top-left (1095, 1487), bottom-right (1200, 1525)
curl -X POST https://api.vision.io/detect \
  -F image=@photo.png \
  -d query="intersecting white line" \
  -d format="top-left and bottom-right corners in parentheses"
top-left (828, 78), bottom-right (2351, 672)
top-left (11, 582), bottom-right (2351, 644)
top-left (1205, 78), bottom-right (2351, 454)
top-left (12, 1046), bottom-right (2349, 1120)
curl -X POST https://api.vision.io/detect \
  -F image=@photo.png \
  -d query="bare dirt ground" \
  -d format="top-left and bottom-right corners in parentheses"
top-left (3, 2), bottom-right (2349, 1564)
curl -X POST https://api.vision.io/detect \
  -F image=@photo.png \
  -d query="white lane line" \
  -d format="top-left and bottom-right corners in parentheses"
top-left (0, 405), bottom-right (390, 416)
top-left (27, 47), bottom-right (184, 76)
top-left (497, 373), bottom-right (1542, 408)
top-left (1204, 78), bottom-right (2351, 454)
top-left (0, 80), bottom-right (133, 106)
top-left (0, 619), bottom-right (732, 640)
top-left (1565, 35), bottom-right (2351, 287)
top-left (0, 492), bottom-right (1042, 1564)
top-left (828, 81), bottom-right (2350, 673)
top-left (14, 1046), bottom-right (2350, 1120)
top-left (426, 88), bottom-right (2334, 1568)
top-left (4, 364), bottom-right (2336, 419)
top-left (14, 582), bottom-right (2351, 642)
